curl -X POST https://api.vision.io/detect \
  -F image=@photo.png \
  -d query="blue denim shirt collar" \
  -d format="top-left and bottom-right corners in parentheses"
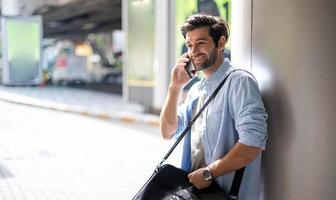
top-left (198, 58), bottom-right (232, 92)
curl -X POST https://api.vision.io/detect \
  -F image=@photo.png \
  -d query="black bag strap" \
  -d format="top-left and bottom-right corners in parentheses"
top-left (228, 167), bottom-right (245, 199)
top-left (156, 69), bottom-right (245, 198)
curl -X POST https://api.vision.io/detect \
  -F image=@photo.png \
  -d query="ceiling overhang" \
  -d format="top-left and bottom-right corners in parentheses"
top-left (33, 0), bottom-right (122, 38)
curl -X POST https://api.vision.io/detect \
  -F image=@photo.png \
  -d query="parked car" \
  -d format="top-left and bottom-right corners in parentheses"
top-left (51, 55), bottom-right (91, 85)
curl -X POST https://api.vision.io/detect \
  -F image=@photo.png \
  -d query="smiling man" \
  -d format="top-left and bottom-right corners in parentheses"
top-left (159, 14), bottom-right (268, 200)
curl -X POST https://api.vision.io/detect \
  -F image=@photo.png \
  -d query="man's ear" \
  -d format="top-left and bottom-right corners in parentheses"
top-left (218, 36), bottom-right (226, 51)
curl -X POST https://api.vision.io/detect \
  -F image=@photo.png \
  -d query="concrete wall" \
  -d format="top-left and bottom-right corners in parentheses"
top-left (233, 0), bottom-right (336, 199)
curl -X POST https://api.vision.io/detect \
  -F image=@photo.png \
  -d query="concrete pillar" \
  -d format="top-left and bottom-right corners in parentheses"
top-left (153, 0), bottom-right (170, 110)
top-left (122, 0), bottom-right (129, 102)
top-left (122, 0), bottom-right (173, 111)
top-left (231, 0), bottom-right (252, 71)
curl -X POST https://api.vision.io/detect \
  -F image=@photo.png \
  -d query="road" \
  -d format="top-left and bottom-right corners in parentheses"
top-left (0, 100), bottom-right (181, 200)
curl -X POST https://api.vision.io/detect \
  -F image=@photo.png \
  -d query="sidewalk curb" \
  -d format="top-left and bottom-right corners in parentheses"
top-left (0, 91), bottom-right (160, 127)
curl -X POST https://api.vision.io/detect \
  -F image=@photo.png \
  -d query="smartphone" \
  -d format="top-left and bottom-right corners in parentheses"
top-left (184, 56), bottom-right (196, 79)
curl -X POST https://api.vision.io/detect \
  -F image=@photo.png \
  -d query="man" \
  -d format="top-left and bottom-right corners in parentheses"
top-left (160, 14), bottom-right (268, 200)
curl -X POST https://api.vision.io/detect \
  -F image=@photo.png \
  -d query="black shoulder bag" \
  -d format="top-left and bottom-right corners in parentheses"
top-left (133, 70), bottom-right (245, 200)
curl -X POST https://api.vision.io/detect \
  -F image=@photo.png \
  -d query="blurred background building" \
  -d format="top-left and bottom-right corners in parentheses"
top-left (1, 0), bottom-right (123, 93)
top-left (0, 0), bottom-right (335, 199)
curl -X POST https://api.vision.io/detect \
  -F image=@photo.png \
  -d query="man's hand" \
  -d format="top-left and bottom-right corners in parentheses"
top-left (170, 53), bottom-right (192, 90)
top-left (188, 168), bottom-right (212, 189)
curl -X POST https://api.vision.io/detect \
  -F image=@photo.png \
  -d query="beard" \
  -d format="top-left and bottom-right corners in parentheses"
top-left (193, 47), bottom-right (218, 72)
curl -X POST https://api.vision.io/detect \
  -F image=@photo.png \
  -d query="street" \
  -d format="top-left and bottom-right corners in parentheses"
top-left (0, 100), bottom-right (181, 200)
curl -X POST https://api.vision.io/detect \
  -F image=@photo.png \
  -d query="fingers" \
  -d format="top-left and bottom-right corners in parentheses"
top-left (187, 172), bottom-right (193, 180)
top-left (172, 63), bottom-right (189, 79)
top-left (170, 54), bottom-right (192, 88)
top-left (176, 55), bottom-right (191, 77)
top-left (188, 170), bottom-right (211, 189)
top-left (177, 56), bottom-right (190, 66)
top-left (181, 52), bottom-right (189, 59)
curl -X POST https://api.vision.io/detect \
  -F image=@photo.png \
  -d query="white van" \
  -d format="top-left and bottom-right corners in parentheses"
top-left (52, 55), bottom-right (91, 85)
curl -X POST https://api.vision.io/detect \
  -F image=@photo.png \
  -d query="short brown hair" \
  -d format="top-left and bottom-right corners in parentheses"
top-left (181, 14), bottom-right (230, 47)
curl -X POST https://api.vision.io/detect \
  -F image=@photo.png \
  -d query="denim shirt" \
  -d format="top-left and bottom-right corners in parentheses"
top-left (174, 58), bottom-right (268, 200)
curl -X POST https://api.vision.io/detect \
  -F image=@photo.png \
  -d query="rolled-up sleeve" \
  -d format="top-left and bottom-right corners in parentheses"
top-left (229, 72), bottom-right (268, 149)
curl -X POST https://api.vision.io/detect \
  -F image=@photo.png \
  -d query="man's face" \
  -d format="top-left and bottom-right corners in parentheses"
top-left (185, 27), bottom-right (219, 72)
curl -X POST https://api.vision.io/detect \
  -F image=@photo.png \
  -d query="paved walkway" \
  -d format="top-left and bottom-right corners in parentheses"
top-left (0, 85), bottom-right (160, 126)
top-left (0, 85), bottom-right (175, 200)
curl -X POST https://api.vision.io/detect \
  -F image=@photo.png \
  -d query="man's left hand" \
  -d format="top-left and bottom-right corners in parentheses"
top-left (188, 168), bottom-right (212, 189)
